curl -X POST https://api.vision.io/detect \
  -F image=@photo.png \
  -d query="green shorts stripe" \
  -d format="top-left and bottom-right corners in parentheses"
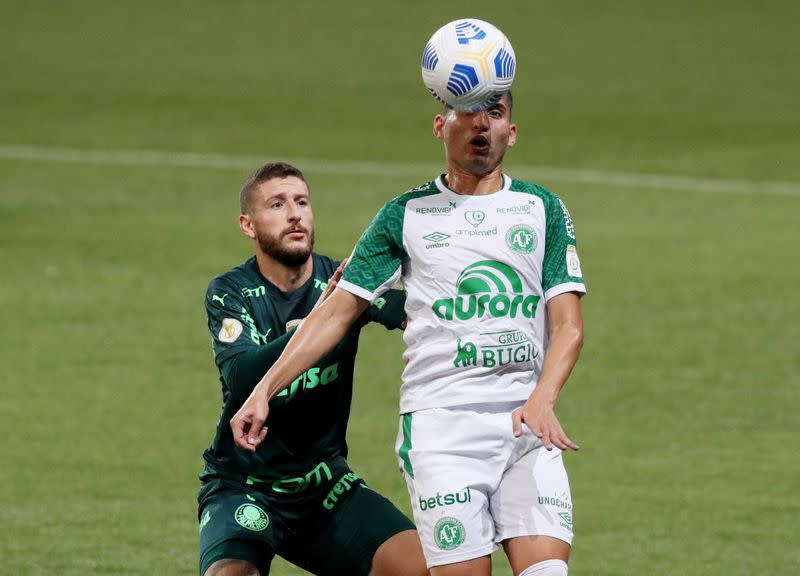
top-left (399, 412), bottom-right (414, 478)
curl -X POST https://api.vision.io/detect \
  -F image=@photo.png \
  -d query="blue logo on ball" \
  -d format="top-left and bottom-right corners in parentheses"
top-left (455, 21), bottom-right (486, 45)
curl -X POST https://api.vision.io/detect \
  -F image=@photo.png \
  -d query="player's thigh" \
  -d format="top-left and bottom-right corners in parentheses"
top-left (491, 443), bottom-right (573, 568)
top-left (198, 483), bottom-right (281, 576)
top-left (396, 408), bottom-right (511, 568)
top-left (279, 480), bottom-right (418, 576)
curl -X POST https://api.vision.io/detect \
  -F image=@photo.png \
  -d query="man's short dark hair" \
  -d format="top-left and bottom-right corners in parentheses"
top-left (240, 162), bottom-right (308, 214)
top-left (444, 90), bottom-right (513, 116)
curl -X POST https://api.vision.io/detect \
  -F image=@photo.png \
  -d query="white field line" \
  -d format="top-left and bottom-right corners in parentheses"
top-left (1, 144), bottom-right (799, 197)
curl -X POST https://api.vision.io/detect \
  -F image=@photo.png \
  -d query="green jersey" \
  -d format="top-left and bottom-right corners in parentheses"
top-left (200, 254), bottom-right (405, 485)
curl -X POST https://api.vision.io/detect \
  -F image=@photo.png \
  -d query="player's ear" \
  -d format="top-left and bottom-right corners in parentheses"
top-left (433, 114), bottom-right (445, 139)
top-left (507, 123), bottom-right (517, 148)
top-left (239, 213), bottom-right (256, 239)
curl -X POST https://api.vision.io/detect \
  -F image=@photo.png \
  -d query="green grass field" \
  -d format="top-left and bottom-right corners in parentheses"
top-left (1, 1), bottom-right (798, 574)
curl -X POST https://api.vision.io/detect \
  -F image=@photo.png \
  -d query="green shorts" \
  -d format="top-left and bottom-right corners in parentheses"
top-left (198, 466), bottom-right (415, 575)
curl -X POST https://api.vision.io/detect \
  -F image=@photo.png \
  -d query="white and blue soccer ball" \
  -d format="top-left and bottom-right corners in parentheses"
top-left (421, 19), bottom-right (516, 112)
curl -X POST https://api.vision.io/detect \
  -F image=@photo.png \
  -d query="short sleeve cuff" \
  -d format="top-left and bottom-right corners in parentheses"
top-left (337, 279), bottom-right (380, 303)
top-left (544, 282), bottom-right (587, 302)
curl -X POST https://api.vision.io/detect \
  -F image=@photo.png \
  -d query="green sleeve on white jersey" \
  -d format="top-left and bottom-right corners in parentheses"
top-left (542, 192), bottom-right (585, 295)
top-left (341, 200), bottom-right (406, 296)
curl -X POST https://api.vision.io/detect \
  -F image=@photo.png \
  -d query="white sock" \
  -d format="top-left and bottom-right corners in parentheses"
top-left (519, 559), bottom-right (568, 576)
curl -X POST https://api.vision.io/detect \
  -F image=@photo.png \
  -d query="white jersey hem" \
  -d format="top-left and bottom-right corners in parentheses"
top-left (399, 393), bottom-right (531, 415)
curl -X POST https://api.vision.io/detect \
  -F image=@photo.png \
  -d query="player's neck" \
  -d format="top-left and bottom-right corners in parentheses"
top-left (444, 164), bottom-right (504, 196)
top-left (254, 251), bottom-right (313, 293)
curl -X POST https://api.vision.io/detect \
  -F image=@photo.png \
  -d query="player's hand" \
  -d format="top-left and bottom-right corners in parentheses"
top-left (313, 259), bottom-right (347, 311)
top-left (230, 390), bottom-right (270, 452)
top-left (511, 393), bottom-right (579, 452)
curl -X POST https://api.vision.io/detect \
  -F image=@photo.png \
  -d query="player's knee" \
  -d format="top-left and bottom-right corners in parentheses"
top-left (519, 559), bottom-right (568, 576)
top-left (204, 558), bottom-right (260, 576)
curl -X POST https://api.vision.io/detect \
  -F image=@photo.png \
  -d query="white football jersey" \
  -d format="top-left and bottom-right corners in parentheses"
top-left (339, 175), bottom-right (586, 413)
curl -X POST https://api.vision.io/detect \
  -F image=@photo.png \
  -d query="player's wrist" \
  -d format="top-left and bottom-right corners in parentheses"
top-left (258, 378), bottom-right (279, 401)
top-left (530, 383), bottom-right (559, 406)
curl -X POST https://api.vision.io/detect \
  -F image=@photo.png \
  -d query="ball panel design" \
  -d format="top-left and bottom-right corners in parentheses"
top-left (421, 42), bottom-right (439, 72)
top-left (493, 48), bottom-right (515, 79)
top-left (447, 63), bottom-right (479, 97)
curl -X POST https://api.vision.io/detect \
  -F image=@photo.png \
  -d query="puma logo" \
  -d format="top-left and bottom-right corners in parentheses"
top-left (212, 294), bottom-right (228, 306)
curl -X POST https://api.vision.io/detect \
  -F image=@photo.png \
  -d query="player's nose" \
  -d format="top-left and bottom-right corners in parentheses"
top-left (471, 109), bottom-right (489, 130)
top-left (286, 203), bottom-right (301, 222)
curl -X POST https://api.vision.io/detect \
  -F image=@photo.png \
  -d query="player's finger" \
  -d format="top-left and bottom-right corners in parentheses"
top-left (231, 415), bottom-right (254, 451)
top-left (247, 417), bottom-right (266, 447)
top-left (316, 262), bottom-right (346, 307)
top-left (327, 260), bottom-right (346, 286)
top-left (551, 434), bottom-right (569, 451)
top-left (551, 421), bottom-right (579, 451)
top-left (511, 409), bottom-right (522, 437)
top-left (561, 432), bottom-right (580, 451)
top-left (540, 429), bottom-right (553, 451)
top-left (336, 258), bottom-right (347, 274)
top-left (546, 423), bottom-right (567, 450)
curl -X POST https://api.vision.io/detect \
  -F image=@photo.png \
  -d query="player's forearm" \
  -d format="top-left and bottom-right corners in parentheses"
top-left (533, 320), bottom-right (584, 405)
top-left (256, 289), bottom-right (367, 401)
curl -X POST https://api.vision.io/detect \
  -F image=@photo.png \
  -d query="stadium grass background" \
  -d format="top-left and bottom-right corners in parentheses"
top-left (1, 1), bottom-right (798, 574)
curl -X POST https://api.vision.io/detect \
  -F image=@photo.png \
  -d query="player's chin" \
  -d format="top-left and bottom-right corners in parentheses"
top-left (280, 246), bottom-right (313, 266)
top-left (465, 155), bottom-right (494, 173)
top-left (282, 236), bottom-right (311, 251)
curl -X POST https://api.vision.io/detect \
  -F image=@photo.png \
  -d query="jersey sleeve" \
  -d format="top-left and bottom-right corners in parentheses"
top-left (339, 201), bottom-right (405, 303)
top-left (219, 331), bottom-right (294, 405)
top-left (542, 194), bottom-right (587, 301)
top-left (205, 276), bottom-right (257, 367)
top-left (367, 288), bottom-right (407, 330)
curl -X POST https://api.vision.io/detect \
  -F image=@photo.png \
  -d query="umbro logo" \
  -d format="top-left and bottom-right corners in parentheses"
top-left (423, 231), bottom-right (451, 250)
top-left (423, 232), bottom-right (450, 243)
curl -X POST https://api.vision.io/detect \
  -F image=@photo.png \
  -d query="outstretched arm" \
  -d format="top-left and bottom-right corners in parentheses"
top-left (512, 292), bottom-right (584, 451)
top-left (230, 287), bottom-right (369, 451)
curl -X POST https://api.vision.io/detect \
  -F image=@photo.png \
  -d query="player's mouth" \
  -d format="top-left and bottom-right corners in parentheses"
top-left (469, 135), bottom-right (490, 153)
top-left (284, 227), bottom-right (308, 240)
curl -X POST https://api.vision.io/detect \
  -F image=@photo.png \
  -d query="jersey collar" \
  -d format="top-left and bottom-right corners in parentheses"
top-left (434, 173), bottom-right (512, 196)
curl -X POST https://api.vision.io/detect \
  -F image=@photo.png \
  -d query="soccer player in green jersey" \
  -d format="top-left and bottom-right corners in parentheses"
top-left (199, 162), bottom-right (428, 576)
top-left (231, 95), bottom-right (587, 576)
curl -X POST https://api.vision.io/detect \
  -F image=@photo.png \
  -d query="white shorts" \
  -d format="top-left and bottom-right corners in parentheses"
top-left (395, 403), bottom-right (573, 568)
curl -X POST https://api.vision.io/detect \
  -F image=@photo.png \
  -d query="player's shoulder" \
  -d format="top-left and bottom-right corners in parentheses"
top-left (385, 179), bottom-right (442, 209)
top-left (508, 176), bottom-right (574, 216)
top-left (206, 257), bottom-right (258, 296)
top-left (508, 177), bottom-right (560, 202)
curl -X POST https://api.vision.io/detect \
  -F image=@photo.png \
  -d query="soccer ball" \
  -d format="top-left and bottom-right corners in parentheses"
top-left (421, 19), bottom-right (516, 112)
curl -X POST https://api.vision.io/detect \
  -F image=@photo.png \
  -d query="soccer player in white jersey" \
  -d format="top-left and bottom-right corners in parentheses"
top-left (231, 92), bottom-right (587, 576)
